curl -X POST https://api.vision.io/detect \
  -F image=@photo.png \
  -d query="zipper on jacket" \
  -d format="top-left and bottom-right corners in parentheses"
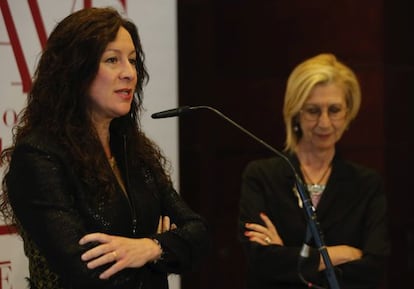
top-left (122, 133), bottom-right (138, 235)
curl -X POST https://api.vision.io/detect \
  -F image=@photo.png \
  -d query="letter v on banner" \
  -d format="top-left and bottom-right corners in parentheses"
top-left (0, 0), bottom-right (32, 93)
top-left (28, 0), bottom-right (47, 49)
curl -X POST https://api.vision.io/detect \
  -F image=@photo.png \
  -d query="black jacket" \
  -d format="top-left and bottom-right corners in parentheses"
top-left (239, 154), bottom-right (390, 289)
top-left (6, 130), bottom-right (209, 289)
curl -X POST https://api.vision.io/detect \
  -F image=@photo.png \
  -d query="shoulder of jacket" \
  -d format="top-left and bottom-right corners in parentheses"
top-left (16, 129), bottom-right (65, 159)
top-left (335, 158), bottom-right (382, 184)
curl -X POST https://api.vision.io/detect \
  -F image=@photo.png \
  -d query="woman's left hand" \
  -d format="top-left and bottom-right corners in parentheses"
top-left (244, 212), bottom-right (284, 246)
top-left (79, 233), bottom-right (161, 279)
top-left (157, 215), bottom-right (177, 233)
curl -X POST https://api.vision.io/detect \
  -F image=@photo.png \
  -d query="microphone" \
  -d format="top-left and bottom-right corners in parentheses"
top-left (151, 105), bottom-right (290, 162)
top-left (151, 105), bottom-right (340, 289)
top-left (151, 106), bottom-right (192, 119)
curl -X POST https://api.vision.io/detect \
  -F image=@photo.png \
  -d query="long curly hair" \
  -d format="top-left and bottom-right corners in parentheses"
top-left (0, 7), bottom-right (171, 223)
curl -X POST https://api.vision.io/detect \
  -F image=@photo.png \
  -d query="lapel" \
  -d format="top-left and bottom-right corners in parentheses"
top-left (313, 156), bottom-right (361, 230)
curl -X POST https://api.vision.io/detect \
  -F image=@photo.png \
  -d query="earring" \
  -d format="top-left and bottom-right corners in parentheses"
top-left (293, 124), bottom-right (299, 132)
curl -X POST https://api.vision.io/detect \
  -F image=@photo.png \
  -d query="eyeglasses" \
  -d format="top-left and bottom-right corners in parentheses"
top-left (300, 104), bottom-right (347, 121)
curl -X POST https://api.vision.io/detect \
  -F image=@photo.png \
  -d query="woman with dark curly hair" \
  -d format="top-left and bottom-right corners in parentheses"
top-left (0, 7), bottom-right (208, 289)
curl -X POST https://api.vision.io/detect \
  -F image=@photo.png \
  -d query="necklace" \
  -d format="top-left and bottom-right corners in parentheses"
top-left (301, 163), bottom-right (331, 207)
top-left (300, 163), bottom-right (331, 194)
top-left (108, 156), bottom-right (127, 194)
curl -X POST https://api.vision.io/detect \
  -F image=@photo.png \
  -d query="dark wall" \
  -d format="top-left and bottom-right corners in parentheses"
top-left (177, 1), bottom-right (414, 288)
top-left (383, 1), bottom-right (414, 288)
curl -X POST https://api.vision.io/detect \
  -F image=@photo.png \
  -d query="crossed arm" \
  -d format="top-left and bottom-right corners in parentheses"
top-left (244, 213), bottom-right (362, 271)
top-left (79, 216), bottom-right (177, 279)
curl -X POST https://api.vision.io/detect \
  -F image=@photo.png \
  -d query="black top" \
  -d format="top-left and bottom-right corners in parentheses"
top-left (6, 130), bottom-right (209, 289)
top-left (239, 154), bottom-right (390, 289)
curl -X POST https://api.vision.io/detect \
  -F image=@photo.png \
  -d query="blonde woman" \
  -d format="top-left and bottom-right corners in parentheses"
top-left (239, 54), bottom-right (389, 289)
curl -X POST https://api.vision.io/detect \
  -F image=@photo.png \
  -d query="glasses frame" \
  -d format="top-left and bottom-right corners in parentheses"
top-left (299, 105), bottom-right (348, 122)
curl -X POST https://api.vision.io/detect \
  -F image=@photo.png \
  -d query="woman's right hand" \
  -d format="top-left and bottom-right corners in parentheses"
top-left (79, 233), bottom-right (161, 279)
top-left (78, 215), bottom-right (177, 279)
top-left (319, 245), bottom-right (363, 270)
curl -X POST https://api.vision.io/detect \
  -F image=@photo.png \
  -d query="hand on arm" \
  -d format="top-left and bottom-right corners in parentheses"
top-left (79, 233), bottom-right (160, 279)
top-left (79, 215), bottom-right (176, 279)
top-left (244, 212), bottom-right (284, 246)
top-left (319, 245), bottom-right (363, 271)
top-left (244, 213), bottom-right (362, 272)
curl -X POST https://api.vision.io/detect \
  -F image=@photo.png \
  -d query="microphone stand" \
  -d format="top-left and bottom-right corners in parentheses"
top-left (152, 105), bottom-right (340, 289)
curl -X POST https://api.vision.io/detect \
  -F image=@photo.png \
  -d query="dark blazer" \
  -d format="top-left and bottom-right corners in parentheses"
top-left (239, 154), bottom-right (390, 289)
top-left (6, 130), bottom-right (209, 289)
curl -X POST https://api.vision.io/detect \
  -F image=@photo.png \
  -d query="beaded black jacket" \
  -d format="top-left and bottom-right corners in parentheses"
top-left (5, 129), bottom-right (209, 289)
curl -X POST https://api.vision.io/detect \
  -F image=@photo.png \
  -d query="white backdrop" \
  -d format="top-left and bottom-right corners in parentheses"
top-left (0, 1), bottom-right (179, 288)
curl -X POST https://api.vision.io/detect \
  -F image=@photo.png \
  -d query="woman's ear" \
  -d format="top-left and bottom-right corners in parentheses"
top-left (293, 115), bottom-right (301, 134)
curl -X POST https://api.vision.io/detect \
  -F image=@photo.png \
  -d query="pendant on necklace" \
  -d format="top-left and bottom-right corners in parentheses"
top-left (307, 183), bottom-right (326, 194)
top-left (307, 184), bottom-right (325, 208)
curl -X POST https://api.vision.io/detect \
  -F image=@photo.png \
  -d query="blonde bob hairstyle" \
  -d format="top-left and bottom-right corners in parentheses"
top-left (283, 53), bottom-right (361, 153)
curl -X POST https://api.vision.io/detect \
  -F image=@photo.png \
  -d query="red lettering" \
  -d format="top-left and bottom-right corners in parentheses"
top-left (0, 0), bottom-right (32, 93)
top-left (84, 0), bottom-right (92, 8)
top-left (119, 0), bottom-right (126, 10)
top-left (2, 109), bottom-right (18, 127)
top-left (28, 0), bottom-right (47, 49)
top-left (0, 0), bottom-right (129, 93)
top-left (0, 260), bottom-right (12, 289)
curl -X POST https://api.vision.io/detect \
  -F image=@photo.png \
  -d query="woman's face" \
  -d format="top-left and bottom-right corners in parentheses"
top-left (298, 83), bottom-right (348, 152)
top-left (89, 26), bottom-right (137, 124)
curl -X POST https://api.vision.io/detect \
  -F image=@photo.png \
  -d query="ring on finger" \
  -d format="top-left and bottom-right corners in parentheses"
top-left (112, 251), bottom-right (118, 260)
top-left (264, 236), bottom-right (271, 244)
